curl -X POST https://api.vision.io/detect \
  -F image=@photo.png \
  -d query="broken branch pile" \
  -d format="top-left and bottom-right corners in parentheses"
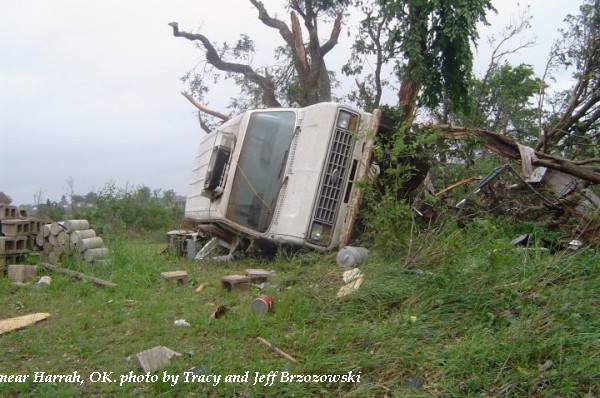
top-left (433, 125), bottom-right (600, 242)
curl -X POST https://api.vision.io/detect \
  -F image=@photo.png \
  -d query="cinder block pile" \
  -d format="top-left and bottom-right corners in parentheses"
top-left (33, 219), bottom-right (109, 265)
top-left (0, 203), bottom-right (43, 269)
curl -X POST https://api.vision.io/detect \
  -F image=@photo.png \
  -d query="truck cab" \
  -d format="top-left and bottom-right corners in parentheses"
top-left (183, 102), bottom-right (382, 255)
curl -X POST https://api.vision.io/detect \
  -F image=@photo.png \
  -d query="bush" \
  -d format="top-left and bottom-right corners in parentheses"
top-left (76, 182), bottom-right (183, 234)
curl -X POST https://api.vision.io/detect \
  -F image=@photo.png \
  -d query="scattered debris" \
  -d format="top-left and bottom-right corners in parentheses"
top-left (209, 305), bottom-right (228, 320)
top-left (494, 383), bottom-right (516, 396)
top-left (337, 268), bottom-right (364, 298)
top-left (538, 359), bottom-right (554, 372)
top-left (194, 284), bottom-right (205, 293)
top-left (511, 234), bottom-right (530, 246)
top-left (161, 270), bottom-right (188, 285)
top-left (39, 262), bottom-right (116, 288)
top-left (135, 346), bottom-right (182, 373)
top-left (342, 268), bottom-right (363, 284)
top-left (0, 313), bottom-right (50, 335)
top-left (36, 276), bottom-right (52, 287)
top-left (253, 282), bottom-right (270, 290)
top-left (165, 229), bottom-right (198, 258)
top-left (336, 246), bottom-right (369, 268)
top-left (336, 277), bottom-right (363, 299)
top-left (221, 275), bottom-right (249, 292)
top-left (360, 337), bottom-right (373, 348)
top-left (174, 319), bottom-right (191, 327)
top-left (404, 374), bottom-right (424, 389)
top-left (195, 236), bottom-right (239, 262)
top-left (567, 240), bottom-right (584, 251)
top-left (250, 295), bottom-right (273, 316)
top-left (184, 364), bottom-right (206, 376)
top-left (256, 337), bottom-right (298, 363)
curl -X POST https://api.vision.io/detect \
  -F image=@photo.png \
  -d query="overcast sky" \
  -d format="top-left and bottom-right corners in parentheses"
top-left (0, 0), bottom-right (581, 206)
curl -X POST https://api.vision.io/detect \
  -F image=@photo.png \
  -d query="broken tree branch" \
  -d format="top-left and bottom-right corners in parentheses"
top-left (181, 91), bottom-right (230, 122)
top-left (39, 262), bottom-right (117, 288)
top-left (320, 12), bottom-right (343, 56)
top-left (249, 0), bottom-right (294, 45)
top-left (431, 124), bottom-right (600, 183)
top-left (290, 12), bottom-right (309, 72)
top-left (168, 22), bottom-right (281, 108)
top-left (435, 176), bottom-right (480, 197)
top-left (256, 337), bottom-right (298, 362)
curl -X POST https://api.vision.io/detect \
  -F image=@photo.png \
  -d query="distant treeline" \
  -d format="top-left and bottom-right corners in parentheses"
top-left (31, 183), bottom-right (185, 233)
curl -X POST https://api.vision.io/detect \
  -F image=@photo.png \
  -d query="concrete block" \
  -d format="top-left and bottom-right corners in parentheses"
top-left (7, 265), bottom-right (38, 283)
top-left (28, 219), bottom-right (42, 235)
top-left (0, 254), bottom-right (26, 267)
top-left (161, 271), bottom-right (188, 285)
top-left (0, 237), bottom-right (28, 254)
top-left (0, 204), bottom-right (17, 220)
top-left (221, 274), bottom-right (250, 291)
top-left (1, 220), bottom-right (30, 236)
top-left (27, 236), bottom-right (36, 251)
top-left (244, 268), bottom-right (271, 283)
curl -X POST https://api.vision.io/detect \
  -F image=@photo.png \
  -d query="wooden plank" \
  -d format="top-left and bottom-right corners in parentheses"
top-left (0, 313), bottom-right (50, 335)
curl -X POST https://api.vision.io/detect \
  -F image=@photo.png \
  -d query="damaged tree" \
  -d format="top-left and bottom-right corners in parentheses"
top-left (435, 2), bottom-right (600, 192)
top-left (345, 0), bottom-right (494, 124)
top-left (536, 0), bottom-right (600, 155)
top-left (343, 0), bottom-right (495, 198)
top-left (438, 125), bottom-right (600, 184)
top-left (169, 0), bottom-right (347, 131)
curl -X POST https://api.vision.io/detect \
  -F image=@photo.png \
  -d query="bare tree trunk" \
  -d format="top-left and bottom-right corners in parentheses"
top-left (398, 59), bottom-right (420, 126)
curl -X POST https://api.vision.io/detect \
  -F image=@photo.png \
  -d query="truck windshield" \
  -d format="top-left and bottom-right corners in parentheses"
top-left (226, 111), bottom-right (296, 233)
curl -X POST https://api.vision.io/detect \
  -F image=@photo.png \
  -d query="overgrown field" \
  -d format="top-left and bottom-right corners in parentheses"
top-left (1, 220), bottom-right (598, 397)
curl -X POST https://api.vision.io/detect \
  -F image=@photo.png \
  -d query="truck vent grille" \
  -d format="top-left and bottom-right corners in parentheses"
top-left (314, 128), bottom-right (353, 224)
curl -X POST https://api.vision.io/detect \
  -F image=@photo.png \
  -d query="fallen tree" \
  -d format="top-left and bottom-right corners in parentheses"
top-left (434, 124), bottom-right (600, 184)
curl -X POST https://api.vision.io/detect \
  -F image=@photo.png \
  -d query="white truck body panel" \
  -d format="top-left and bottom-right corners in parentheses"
top-left (184, 102), bottom-right (377, 250)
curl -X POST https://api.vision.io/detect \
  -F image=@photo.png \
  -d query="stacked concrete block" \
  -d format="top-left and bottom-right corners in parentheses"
top-left (34, 222), bottom-right (68, 265)
top-left (0, 204), bottom-right (18, 219)
top-left (33, 219), bottom-right (109, 265)
top-left (0, 205), bottom-right (31, 269)
top-left (0, 193), bottom-right (110, 269)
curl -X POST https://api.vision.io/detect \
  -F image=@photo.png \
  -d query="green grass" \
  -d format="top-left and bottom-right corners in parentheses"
top-left (1, 223), bottom-right (598, 397)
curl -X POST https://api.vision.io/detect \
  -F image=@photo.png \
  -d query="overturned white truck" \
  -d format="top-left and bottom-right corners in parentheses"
top-left (181, 102), bottom-right (389, 259)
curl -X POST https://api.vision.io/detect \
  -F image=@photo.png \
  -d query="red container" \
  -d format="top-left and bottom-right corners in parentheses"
top-left (250, 295), bottom-right (273, 315)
